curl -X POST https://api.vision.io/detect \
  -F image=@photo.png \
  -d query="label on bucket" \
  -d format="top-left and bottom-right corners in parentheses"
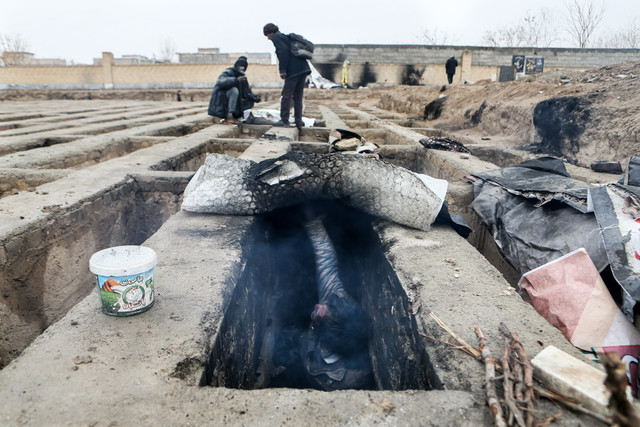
top-left (95, 269), bottom-right (155, 316)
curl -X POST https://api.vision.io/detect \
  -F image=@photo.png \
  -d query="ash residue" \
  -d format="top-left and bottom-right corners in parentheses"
top-left (423, 97), bottom-right (446, 120)
top-left (464, 101), bottom-right (487, 126)
top-left (401, 65), bottom-right (425, 86)
top-left (529, 96), bottom-right (592, 157)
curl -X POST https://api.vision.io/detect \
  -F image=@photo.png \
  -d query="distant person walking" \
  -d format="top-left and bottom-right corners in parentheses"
top-left (445, 56), bottom-right (458, 85)
top-left (263, 23), bottom-right (311, 129)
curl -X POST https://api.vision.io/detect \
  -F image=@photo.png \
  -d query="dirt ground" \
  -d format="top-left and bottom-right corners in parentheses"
top-left (1, 61), bottom-right (639, 425)
top-left (368, 61), bottom-right (640, 168)
top-left (3, 60), bottom-right (638, 169)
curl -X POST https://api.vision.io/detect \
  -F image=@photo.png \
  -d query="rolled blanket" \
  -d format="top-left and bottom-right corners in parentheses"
top-left (181, 151), bottom-right (446, 231)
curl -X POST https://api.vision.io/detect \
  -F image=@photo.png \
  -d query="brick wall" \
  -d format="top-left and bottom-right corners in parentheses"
top-left (0, 45), bottom-right (638, 90)
top-left (312, 44), bottom-right (640, 68)
top-left (0, 65), bottom-right (103, 87)
top-left (0, 63), bottom-right (282, 90)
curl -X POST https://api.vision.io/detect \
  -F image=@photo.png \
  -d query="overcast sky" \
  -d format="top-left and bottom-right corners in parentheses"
top-left (2, 0), bottom-right (638, 64)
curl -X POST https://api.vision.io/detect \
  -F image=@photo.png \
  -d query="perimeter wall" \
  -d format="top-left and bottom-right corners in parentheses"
top-left (0, 46), bottom-right (638, 90)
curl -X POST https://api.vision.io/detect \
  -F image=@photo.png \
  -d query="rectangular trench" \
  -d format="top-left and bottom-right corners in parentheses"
top-left (202, 202), bottom-right (441, 391)
top-left (0, 174), bottom-right (187, 367)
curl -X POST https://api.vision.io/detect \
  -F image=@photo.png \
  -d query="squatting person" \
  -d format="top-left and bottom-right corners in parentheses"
top-left (208, 56), bottom-right (261, 125)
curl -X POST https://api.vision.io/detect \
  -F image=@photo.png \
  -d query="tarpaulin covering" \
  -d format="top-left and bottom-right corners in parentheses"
top-left (308, 61), bottom-right (340, 89)
top-left (586, 156), bottom-right (640, 321)
top-left (590, 184), bottom-right (640, 321)
top-left (619, 156), bottom-right (640, 187)
top-left (472, 181), bottom-right (607, 274)
top-left (471, 156), bottom-right (592, 213)
top-left (242, 109), bottom-right (315, 127)
top-left (471, 157), bottom-right (606, 275)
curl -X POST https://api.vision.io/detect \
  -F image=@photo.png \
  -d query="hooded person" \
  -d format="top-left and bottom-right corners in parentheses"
top-left (207, 56), bottom-right (261, 125)
top-left (263, 23), bottom-right (311, 129)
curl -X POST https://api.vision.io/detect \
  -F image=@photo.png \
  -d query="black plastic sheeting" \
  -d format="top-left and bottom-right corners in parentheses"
top-left (591, 155), bottom-right (640, 322)
top-left (470, 157), bottom-right (607, 276)
top-left (472, 181), bottom-right (607, 274)
top-left (591, 161), bottom-right (623, 174)
top-left (472, 155), bottom-right (640, 323)
top-left (619, 156), bottom-right (640, 187)
top-left (418, 137), bottom-right (471, 154)
top-left (471, 156), bottom-right (592, 213)
top-left (434, 200), bottom-right (472, 239)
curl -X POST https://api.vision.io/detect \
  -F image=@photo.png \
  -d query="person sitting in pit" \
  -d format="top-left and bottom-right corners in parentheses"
top-left (301, 208), bottom-right (373, 391)
top-left (208, 56), bottom-right (261, 125)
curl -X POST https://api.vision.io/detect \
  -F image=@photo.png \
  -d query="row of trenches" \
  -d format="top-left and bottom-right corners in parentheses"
top-left (0, 99), bottom-right (516, 392)
top-left (0, 102), bottom-right (217, 197)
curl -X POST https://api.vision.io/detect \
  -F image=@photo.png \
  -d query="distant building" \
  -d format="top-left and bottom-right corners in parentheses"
top-left (93, 54), bottom-right (154, 66)
top-left (29, 58), bottom-right (67, 66)
top-left (178, 48), bottom-right (271, 65)
top-left (1, 51), bottom-right (66, 66)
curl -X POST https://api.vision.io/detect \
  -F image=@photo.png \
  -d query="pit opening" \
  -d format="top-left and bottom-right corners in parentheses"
top-left (0, 136), bottom-right (83, 156)
top-left (343, 120), bottom-right (372, 129)
top-left (468, 145), bottom-right (530, 168)
top-left (151, 138), bottom-right (254, 172)
top-left (0, 175), bottom-right (186, 367)
top-left (203, 201), bottom-right (440, 391)
top-left (145, 120), bottom-right (212, 137)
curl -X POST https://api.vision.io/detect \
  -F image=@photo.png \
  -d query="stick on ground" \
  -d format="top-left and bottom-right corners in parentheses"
top-left (475, 324), bottom-right (507, 427)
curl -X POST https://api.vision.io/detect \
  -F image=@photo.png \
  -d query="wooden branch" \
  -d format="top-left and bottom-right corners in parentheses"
top-left (603, 353), bottom-right (640, 427)
top-left (428, 314), bottom-right (613, 425)
top-left (537, 413), bottom-right (562, 426)
top-left (512, 355), bottom-right (524, 402)
top-left (502, 338), bottom-right (526, 427)
top-left (418, 331), bottom-right (481, 359)
top-left (499, 323), bottom-right (535, 427)
top-left (533, 385), bottom-right (612, 424)
top-left (429, 312), bottom-right (481, 359)
top-left (475, 324), bottom-right (507, 427)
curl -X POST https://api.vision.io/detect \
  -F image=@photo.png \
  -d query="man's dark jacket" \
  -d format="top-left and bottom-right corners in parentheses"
top-left (445, 57), bottom-right (458, 76)
top-left (208, 66), bottom-right (257, 118)
top-left (270, 31), bottom-right (311, 80)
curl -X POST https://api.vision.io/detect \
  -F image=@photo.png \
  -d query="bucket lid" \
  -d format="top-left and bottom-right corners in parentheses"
top-left (89, 245), bottom-right (157, 277)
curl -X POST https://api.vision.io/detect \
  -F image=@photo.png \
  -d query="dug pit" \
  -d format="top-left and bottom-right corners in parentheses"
top-left (204, 203), bottom-right (439, 391)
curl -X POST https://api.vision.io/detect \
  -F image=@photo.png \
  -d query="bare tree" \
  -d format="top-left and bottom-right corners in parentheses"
top-left (482, 9), bottom-right (558, 47)
top-left (157, 37), bottom-right (177, 63)
top-left (524, 9), bottom-right (559, 48)
top-left (0, 33), bottom-right (30, 66)
top-left (564, 0), bottom-right (606, 48)
top-left (595, 17), bottom-right (640, 48)
top-left (483, 26), bottom-right (522, 47)
top-left (417, 27), bottom-right (456, 45)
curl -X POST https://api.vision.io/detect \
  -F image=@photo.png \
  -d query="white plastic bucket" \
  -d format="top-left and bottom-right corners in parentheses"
top-left (89, 245), bottom-right (157, 316)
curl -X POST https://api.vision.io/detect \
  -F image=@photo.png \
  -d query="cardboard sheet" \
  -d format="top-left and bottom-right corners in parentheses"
top-left (519, 248), bottom-right (640, 396)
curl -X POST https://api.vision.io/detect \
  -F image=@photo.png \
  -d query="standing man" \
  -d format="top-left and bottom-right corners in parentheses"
top-left (208, 56), bottom-right (261, 125)
top-left (445, 56), bottom-right (458, 85)
top-left (263, 23), bottom-right (311, 129)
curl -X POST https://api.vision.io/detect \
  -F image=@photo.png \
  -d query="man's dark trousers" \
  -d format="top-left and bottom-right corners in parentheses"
top-left (281, 74), bottom-right (306, 127)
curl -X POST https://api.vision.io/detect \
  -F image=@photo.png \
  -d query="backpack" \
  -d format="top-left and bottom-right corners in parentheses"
top-left (288, 33), bottom-right (314, 59)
